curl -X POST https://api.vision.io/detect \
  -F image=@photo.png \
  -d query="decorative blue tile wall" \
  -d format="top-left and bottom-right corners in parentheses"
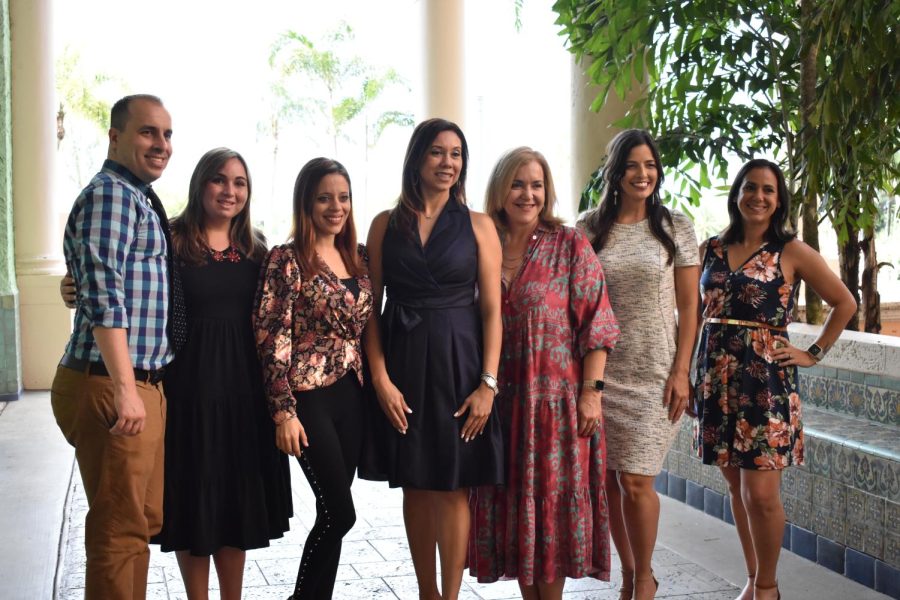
top-left (846, 548), bottom-right (876, 588)
top-left (791, 525), bottom-right (818, 561)
top-left (817, 537), bottom-right (845, 574)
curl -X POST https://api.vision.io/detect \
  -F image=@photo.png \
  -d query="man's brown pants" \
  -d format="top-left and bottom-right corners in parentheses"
top-left (51, 365), bottom-right (166, 600)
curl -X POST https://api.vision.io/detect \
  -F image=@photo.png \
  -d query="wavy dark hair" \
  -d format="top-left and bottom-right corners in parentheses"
top-left (170, 147), bottom-right (267, 266)
top-left (580, 129), bottom-right (676, 265)
top-left (720, 158), bottom-right (796, 244)
top-left (484, 146), bottom-right (563, 237)
top-left (390, 118), bottom-right (469, 238)
top-left (290, 157), bottom-right (363, 278)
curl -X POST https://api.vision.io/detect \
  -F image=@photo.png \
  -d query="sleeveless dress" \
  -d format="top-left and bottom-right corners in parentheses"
top-left (596, 211), bottom-right (699, 476)
top-left (694, 236), bottom-right (804, 470)
top-left (360, 201), bottom-right (504, 490)
top-left (152, 248), bottom-right (292, 554)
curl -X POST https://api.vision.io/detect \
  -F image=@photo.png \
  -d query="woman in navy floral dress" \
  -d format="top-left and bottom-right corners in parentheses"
top-left (694, 159), bottom-right (855, 600)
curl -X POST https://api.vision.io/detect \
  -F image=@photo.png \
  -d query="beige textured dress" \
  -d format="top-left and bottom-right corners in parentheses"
top-left (595, 210), bottom-right (699, 476)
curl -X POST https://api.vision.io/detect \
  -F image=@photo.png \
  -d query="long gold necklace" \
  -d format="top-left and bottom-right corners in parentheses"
top-left (502, 251), bottom-right (525, 264)
top-left (501, 249), bottom-right (527, 287)
top-left (502, 228), bottom-right (538, 286)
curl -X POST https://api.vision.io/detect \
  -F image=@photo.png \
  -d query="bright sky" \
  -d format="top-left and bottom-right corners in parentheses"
top-left (53, 0), bottom-right (574, 242)
top-left (52, 0), bottom-right (899, 302)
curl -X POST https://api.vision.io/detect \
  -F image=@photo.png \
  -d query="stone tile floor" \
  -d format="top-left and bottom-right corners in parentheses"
top-left (56, 461), bottom-right (740, 599)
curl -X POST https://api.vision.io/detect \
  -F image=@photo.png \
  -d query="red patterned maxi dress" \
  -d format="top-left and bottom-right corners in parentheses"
top-left (469, 226), bottom-right (619, 585)
top-left (695, 236), bottom-right (803, 469)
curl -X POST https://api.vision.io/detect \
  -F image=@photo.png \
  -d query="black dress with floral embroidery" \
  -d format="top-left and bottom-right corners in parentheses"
top-left (153, 247), bottom-right (292, 554)
top-left (694, 236), bottom-right (804, 470)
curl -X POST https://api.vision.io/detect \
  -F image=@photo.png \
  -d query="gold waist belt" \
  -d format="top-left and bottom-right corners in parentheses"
top-left (704, 317), bottom-right (787, 332)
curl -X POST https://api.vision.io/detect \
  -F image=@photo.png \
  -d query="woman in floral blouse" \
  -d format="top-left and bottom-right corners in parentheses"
top-left (254, 158), bottom-right (374, 600)
top-left (469, 147), bottom-right (619, 600)
top-left (694, 159), bottom-right (855, 600)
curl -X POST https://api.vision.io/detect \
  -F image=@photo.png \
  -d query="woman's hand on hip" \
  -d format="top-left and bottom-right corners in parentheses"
top-left (374, 378), bottom-right (411, 434)
top-left (772, 335), bottom-right (816, 367)
top-left (455, 383), bottom-right (494, 442)
top-left (577, 389), bottom-right (602, 437)
top-left (275, 416), bottom-right (308, 457)
top-left (664, 370), bottom-right (690, 423)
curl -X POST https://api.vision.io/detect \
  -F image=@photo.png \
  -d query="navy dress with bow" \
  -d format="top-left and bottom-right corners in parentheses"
top-left (360, 200), bottom-right (504, 490)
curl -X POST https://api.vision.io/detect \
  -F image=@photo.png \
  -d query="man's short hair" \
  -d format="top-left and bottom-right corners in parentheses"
top-left (110, 94), bottom-right (164, 131)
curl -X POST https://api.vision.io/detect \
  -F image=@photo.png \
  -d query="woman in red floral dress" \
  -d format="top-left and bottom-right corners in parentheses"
top-left (694, 159), bottom-right (855, 600)
top-left (469, 147), bottom-right (619, 600)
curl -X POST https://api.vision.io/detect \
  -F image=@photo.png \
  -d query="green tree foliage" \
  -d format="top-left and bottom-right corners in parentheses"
top-left (266, 23), bottom-right (413, 156)
top-left (803, 0), bottom-right (899, 330)
top-left (55, 45), bottom-right (122, 187)
top-left (56, 45), bottom-right (111, 133)
top-left (556, 0), bottom-right (801, 206)
top-left (553, 0), bottom-right (900, 330)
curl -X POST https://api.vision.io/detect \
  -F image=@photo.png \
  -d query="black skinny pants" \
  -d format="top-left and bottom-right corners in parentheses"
top-left (291, 373), bottom-right (363, 600)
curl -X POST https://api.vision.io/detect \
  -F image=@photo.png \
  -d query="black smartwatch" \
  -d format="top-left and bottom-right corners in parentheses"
top-left (583, 379), bottom-right (605, 391)
top-left (807, 343), bottom-right (826, 362)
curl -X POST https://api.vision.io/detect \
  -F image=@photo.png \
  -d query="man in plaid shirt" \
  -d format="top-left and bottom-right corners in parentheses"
top-left (51, 94), bottom-right (174, 599)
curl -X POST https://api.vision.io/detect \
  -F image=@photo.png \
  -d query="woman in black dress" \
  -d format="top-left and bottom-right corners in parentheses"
top-left (154, 148), bottom-right (292, 599)
top-left (255, 158), bottom-right (374, 600)
top-left (361, 119), bottom-right (504, 600)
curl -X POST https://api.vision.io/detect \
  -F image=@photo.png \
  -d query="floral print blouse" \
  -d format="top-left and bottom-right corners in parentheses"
top-left (254, 243), bottom-right (373, 422)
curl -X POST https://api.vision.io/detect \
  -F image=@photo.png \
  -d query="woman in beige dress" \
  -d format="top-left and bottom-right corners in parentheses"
top-left (580, 129), bottom-right (700, 600)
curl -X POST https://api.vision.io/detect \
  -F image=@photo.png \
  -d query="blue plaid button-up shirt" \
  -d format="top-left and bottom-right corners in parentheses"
top-left (63, 159), bottom-right (174, 370)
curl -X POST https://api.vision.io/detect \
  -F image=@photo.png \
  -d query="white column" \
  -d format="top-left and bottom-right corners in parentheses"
top-left (423, 0), bottom-right (465, 126)
top-left (11, 0), bottom-right (69, 389)
top-left (569, 56), bottom-right (640, 215)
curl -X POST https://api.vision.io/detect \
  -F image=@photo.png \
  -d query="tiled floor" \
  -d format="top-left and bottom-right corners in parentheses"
top-left (56, 461), bottom-right (740, 599)
top-left (1, 392), bottom-right (889, 599)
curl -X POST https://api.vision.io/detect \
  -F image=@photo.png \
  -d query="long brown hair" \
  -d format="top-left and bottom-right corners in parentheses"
top-left (290, 157), bottom-right (363, 277)
top-left (720, 158), bottom-right (796, 244)
top-left (484, 147), bottom-right (563, 238)
top-left (170, 147), bottom-right (267, 265)
top-left (391, 118), bottom-right (469, 238)
top-left (579, 129), bottom-right (676, 265)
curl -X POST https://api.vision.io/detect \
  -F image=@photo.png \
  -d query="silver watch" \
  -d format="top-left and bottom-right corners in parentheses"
top-left (480, 372), bottom-right (499, 396)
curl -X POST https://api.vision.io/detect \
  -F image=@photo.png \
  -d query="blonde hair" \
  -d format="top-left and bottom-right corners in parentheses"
top-left (484, 146), bottom-right (563, 237)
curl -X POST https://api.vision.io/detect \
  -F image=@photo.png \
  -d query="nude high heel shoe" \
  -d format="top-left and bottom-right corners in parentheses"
top-left (618, 570), bottom-right (634, 600)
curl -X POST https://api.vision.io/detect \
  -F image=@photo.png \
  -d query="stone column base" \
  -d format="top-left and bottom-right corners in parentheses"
top-left (0, 290), bottom-right (22, 399)
top-left (16, 273), bottom-right (71, 390)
